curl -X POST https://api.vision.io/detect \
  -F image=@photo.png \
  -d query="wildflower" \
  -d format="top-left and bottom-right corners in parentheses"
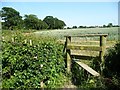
top-left (40, 64), bottom-right (43, 68)
top-left (34, 56), bottom-right (37, 59)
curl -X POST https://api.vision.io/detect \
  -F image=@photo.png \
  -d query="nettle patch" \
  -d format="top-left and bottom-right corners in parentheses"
top-left (2, 33), bottom-right (65, 88)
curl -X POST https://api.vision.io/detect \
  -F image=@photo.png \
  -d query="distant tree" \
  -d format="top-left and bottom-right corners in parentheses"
top-left (24, 14), bottom-right (39, 29)
top-left (113, 25), bottom-right (119, 27)
top-left (78, 26), bottom-right (87, 28)
top-left (78, 26), bottom-right (83, 28)
top-left (54, 18), bottom-right (66, 29)
top-left (88, 26), bottom-right (95, 28)
top-left (39, 19), bottom-right (48, 29)
top-left (0, 7), bottom-right (23, 30)
top-left (103, 25), bottom-right (106, 28)
top-left (107, 23), bottom-right (113, 27)
top-left (67, 27), bottom-right (71, 29)
top-left (43, 16), bottom-right (66, 29)
top-left (43, 16), bottom-right (54, 29)
top-left (24, 14), bottom-right (48, 30)
top-left (72, 26), bottom-right (77, 29)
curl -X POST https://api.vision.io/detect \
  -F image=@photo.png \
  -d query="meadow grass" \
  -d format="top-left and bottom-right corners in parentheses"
top-left (34, 27), bottom-right (119, 41)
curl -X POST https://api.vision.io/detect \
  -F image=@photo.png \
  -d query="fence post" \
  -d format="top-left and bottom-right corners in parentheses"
top-left (30, 40), bottom-right (32, 46)
top-left (24, 39), bottom-right (27, 44)
top-left (99, 35), bottom-right (107, 75)
top-left (66, 36), bottom-right (71, 73)
top-left (40, 80), bottom-right (44, 89)
top-left (12, 37), bottom-right (14, 42)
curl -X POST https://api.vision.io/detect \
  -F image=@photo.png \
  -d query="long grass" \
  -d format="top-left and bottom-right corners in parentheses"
top-left (34, 27), bottom-right (119, 41)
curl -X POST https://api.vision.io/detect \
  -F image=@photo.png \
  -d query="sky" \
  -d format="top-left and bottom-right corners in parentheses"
top-left (1, 1), bottom-right (119, 27)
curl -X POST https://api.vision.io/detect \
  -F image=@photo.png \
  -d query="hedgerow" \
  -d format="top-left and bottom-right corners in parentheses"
top-left (2, 32), bottom-right (66, 88)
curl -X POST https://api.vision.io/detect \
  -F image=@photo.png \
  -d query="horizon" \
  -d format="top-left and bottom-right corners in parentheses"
top-left (1, 2), bottom-right (118, 27)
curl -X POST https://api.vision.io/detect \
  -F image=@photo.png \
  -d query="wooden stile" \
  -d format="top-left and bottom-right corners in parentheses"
top-left (65, 34), bottom-right (108, 76)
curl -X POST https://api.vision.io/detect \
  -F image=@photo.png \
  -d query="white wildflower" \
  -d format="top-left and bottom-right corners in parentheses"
top-left (34, 56), bottom-right (37, 59)
top-left (40, 64), bottom-right (43, 68)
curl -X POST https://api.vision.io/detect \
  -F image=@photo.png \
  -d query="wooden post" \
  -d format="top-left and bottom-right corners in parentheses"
top-left (99, 35), bottom-right (106, 75)
top-left (12, 37), bottom-right (14, 42)
top-left (66, 36), bottom-right (71, 73)
top-left (30, 40), bottom-right (32, 46)
top-left (2, 37), bottom-right (5, 41)
top-left (40, 80), bottom-right (44, 90)
top-left (24, 39), bottom-right (27, 44)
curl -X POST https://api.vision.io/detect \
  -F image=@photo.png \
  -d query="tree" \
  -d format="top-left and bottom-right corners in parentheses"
top-left (24, 14), bottom-right (39, 29)
top-left (38, 19), bottom-right (48, 29)
top-left (43, 16), bottom-right (54, 29)
top-left (107, 23), bottom-right (113, 27)
top-left (57, 19), bottom-right (66, 29)
top-left (43, 16), bottom-right (66, 29)
top-left (78, 26), bottom-right (87, 28)
top-left (0, 7), bottom-right (23, 30)
top-left (103, 25), bottom-right (106, 28)
top-left (72, 26), bottom-right (77, 29)
top-left (24, 14), bottom-right (48, 30)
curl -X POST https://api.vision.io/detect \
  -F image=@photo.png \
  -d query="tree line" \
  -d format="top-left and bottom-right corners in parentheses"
top-left (67, 23), bottom-right (119, 29)
top-left (0, 7), bottom-right (66, 30)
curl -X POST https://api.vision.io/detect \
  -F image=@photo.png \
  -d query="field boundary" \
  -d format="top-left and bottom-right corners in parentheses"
top-left (64, 34), bottom-right (108, 76)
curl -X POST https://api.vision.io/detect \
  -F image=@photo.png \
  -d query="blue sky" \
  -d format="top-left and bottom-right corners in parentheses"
top-left (1, 2), bottom-right (118, 27)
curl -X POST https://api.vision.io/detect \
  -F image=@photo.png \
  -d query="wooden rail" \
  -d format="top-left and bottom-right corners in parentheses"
top-left (64, 34), bottom-right (108, 76)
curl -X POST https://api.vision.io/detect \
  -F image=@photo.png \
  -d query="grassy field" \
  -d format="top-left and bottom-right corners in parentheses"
top-left (34, 27), bottom-right (119, 48)
top-left (34, 27), bottom-right (119, 41)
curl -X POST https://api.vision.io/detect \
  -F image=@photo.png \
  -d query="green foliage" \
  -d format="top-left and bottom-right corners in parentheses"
top-left (97, 42), bottom-right (120, 90)
top-left (71, 61), bottom-right (106, 89)
top-left (1, 7), bottom-right (66, 30)
top-left (71, 61), bottom-right (89, 85)
top-left (43, 16), bottom-right (66, 29)
top-left (104, 42), bottom-right (120, 77)
top-left (107, 23), bottom-right (113, 27)
top-left (72, 26), bottom-right (77, 29)
top-left (24, 14), bottom-right (48, 30)
top-left (1, 7), bottom-right (23, 30)
top-left (2, 32), bottom-right (66, 88)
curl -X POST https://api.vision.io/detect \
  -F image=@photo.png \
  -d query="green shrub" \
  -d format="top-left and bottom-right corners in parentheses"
top-left (2, 32), bottom-right (66, 88)
top-left (102, 42), bottom-right (120, 90)
top-left (104, 42), bottom-right (120, 77)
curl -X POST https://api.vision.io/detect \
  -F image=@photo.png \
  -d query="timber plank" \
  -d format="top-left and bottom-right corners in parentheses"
top-left (67, 44), bottom-right (101, 51)
top-left (65, 34), bottom-right (108, 37)
top-left (75, 61), bottom-right (100, 76)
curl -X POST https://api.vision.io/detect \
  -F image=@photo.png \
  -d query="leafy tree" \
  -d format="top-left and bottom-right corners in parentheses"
top-left (103, 25), bottom-right (106, 28)
top-left (24, 14), bottom-right (39, 29)
top-left (24, 14), bottom-right (48, 30)
top-left (78, 26), bottom-right (87, 28)
top-left (43, 16), bottom-right (54, 29)
top-left (67, 27), bottom-right (72, 29)
top-left (43, 16), bottom-right (66, 29)
top-left (107, 23), bottom-right (113, 27)
top-left (0, 7), bottom-right (23, 30)
top-left (72, 26), bottom-right (77, 29)
top-left (57, 19), bottom-right (66, 29)
top-left (38, 19), bottom-right (48, 29)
